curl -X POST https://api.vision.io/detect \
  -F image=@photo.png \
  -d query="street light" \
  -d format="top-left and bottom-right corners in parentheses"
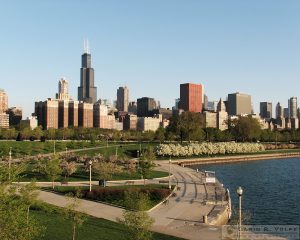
top-left (53, 140), bottom-right (56, 155)
top-left (8, 147), bottom-right (12, 181)
top-left (236, 186), bottom-right (244, 240)
top-left (137, 150), bottom-right (140, 177)
top-left (89, 160), bottom-right (93, 192)
top-left (168, 158), bottom-right (172, 189)
top-left (115, 146), bottom-right (118, 160)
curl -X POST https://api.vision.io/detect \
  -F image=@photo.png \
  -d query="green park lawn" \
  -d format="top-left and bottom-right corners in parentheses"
top-left (0, 140), bottom-right (106, 157)
top-left (0, 140), bottom-right (158, 159)
top-left (31, 203), bottom-right (183, 240)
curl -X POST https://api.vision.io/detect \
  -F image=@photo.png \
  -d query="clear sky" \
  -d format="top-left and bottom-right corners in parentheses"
top-left (1, 0), bottom-right (300, 118)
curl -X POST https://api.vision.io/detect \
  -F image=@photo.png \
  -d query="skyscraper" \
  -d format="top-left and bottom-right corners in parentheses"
top-left (56, 77), bottom-right (70, 100)
top-left (179, 83), bottom-right (203, 113)
top-left (78, 40), bottom-right (97, 104)
top-left (283, 108), bottom-right (289, 118)
top-left (260, 102), bottom-right (272, 119)
top-left (6, 107), bottom-right (22, 126)
top-left (203, 94), bottom-right (208, 111)
top-left (288, 97), bottom-right (297, 118)
top-left (228, 92), bottom-right (252, 116)
top-left (275, 102), bottom-right (283, 119)
top-left (0, 89), bottom-right (8, 113)
top-left (117, 86), bottom-right (129, 112)
top-left (137, 97), bottom-right (157, 117)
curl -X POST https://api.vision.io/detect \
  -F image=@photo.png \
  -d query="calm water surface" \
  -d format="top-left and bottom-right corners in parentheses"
top-left (191, 158), bottom-right (300, 224)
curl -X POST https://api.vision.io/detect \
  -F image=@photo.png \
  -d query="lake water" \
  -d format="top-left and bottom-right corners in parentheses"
top-left (191, 158), bottom-right (300, 225)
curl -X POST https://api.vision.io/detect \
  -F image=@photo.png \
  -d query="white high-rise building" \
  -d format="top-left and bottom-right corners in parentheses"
top-left (0, 89), bottom-right (8, 113)
top-left (56, 78), bottom-right (71, 100)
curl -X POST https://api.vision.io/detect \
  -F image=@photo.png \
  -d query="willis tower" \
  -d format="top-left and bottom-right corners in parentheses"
top-left (78, 40), bottom-right (97, 103)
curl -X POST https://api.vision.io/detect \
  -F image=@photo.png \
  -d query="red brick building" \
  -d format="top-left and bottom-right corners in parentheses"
top-left (78, 102), bottom-right (93, 128)
top-left (179, 83), bottom-right (203, 113)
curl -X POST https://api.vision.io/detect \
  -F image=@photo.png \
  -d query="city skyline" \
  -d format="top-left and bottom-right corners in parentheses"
top-left (1, 1), bottom-right (300, 117)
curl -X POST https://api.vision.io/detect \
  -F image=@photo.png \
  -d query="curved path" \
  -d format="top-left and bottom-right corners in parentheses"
top-left (37, 161), bottom-right (226, 240)
top-left (149, 161), bottom-right (224, 240)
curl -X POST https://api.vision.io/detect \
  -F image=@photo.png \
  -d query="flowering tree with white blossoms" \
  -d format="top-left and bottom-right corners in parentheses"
top-left (156, 142), bottom-right (265, 157)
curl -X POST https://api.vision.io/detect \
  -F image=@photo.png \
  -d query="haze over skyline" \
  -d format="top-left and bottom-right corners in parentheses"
top-left (1, 0), bottom-right (300, 118)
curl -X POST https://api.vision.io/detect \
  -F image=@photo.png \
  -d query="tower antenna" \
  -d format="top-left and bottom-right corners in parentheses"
top-left (87, 39), bottom-right (90, 54)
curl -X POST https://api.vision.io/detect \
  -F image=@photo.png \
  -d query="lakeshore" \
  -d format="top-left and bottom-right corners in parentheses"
top-left (192, 157), bottom-right (300, 226)
top-left (171, 151), bottom-right (300, 166)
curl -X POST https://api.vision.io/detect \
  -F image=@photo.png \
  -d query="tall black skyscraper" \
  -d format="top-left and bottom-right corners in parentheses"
top-left (78, 40), bottom-right (97, 104)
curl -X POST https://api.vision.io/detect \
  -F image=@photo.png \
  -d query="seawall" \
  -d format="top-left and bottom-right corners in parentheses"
top-left (171, 152), bottom-right (300, 166)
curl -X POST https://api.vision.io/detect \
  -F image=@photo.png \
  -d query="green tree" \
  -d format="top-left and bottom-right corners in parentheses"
top-left (230, 116), bottom-right (262, 142)
top-left (31, 126), bottom-right (43, 140)
top-left (167, 112), bottom-right (205, 142)
top-left (119, 191), bottom-right (154, 240)
top-left (64, 191), bottom-right (86, 240)
top-left (0, 184), bottom-right (44, 240)
top-left (138, 148), bottom-right (155, 185)
top-left (93, 161), bottom-right (122, 182)
top-left (0, 161), bottom-right (26, 183)
top-left (43, 155), bottom-right (62, 189)
top-left (45, 128), bottom-right (56, 140)
top-left (0, 164), bottom-right (44, 240)
top-left (19, 182), bottom-right (39, 225)
top-left (155, 127), bottom-right (165, 143)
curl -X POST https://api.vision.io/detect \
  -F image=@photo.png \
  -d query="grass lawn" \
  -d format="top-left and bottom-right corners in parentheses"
top-left (43, 184), bottom-right (172, 209)
top-left (0, 140), bottom-right (158, 158)
top-left (76, 142), bottom-right (158, 158)
top-left (31, 203), bottom-right (184, 240)
top-left (0, 141), bottom-right (107, 157)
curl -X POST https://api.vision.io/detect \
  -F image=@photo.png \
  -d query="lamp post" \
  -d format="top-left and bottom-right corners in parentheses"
top-left (137, 150), bottom-right (140, 177)
top-left (53, 140), bottom-right (56, 155)
top-left (115, 146), bottom-right (118, 160)
top-left (89, 160), bottom-right (93, 192)
top-left (236, 186), bottom-right (243, 240)
top-left (168, 158), bottom-right (172, 189)
top-left (8, 147), bottom-right (12, 181)
top-left (275, 131), bottom-right (278, 149)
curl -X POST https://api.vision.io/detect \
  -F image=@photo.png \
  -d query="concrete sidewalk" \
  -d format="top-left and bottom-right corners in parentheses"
top-left (149, 161), bottom-right (224, 240)
top-left (38, 190), bottom-right (123, 222)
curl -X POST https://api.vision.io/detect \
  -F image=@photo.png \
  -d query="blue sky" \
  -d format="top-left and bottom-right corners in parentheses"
top-left (0, 0), bottom-right (300, 118)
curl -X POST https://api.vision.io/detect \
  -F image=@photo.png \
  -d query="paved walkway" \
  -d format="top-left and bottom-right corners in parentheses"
top-left (38, 190), bottom-right (123, 222)
top-left (149, 161), bottom-right (224, 240)
top-left (36, 160), bottom-right (227, 240)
